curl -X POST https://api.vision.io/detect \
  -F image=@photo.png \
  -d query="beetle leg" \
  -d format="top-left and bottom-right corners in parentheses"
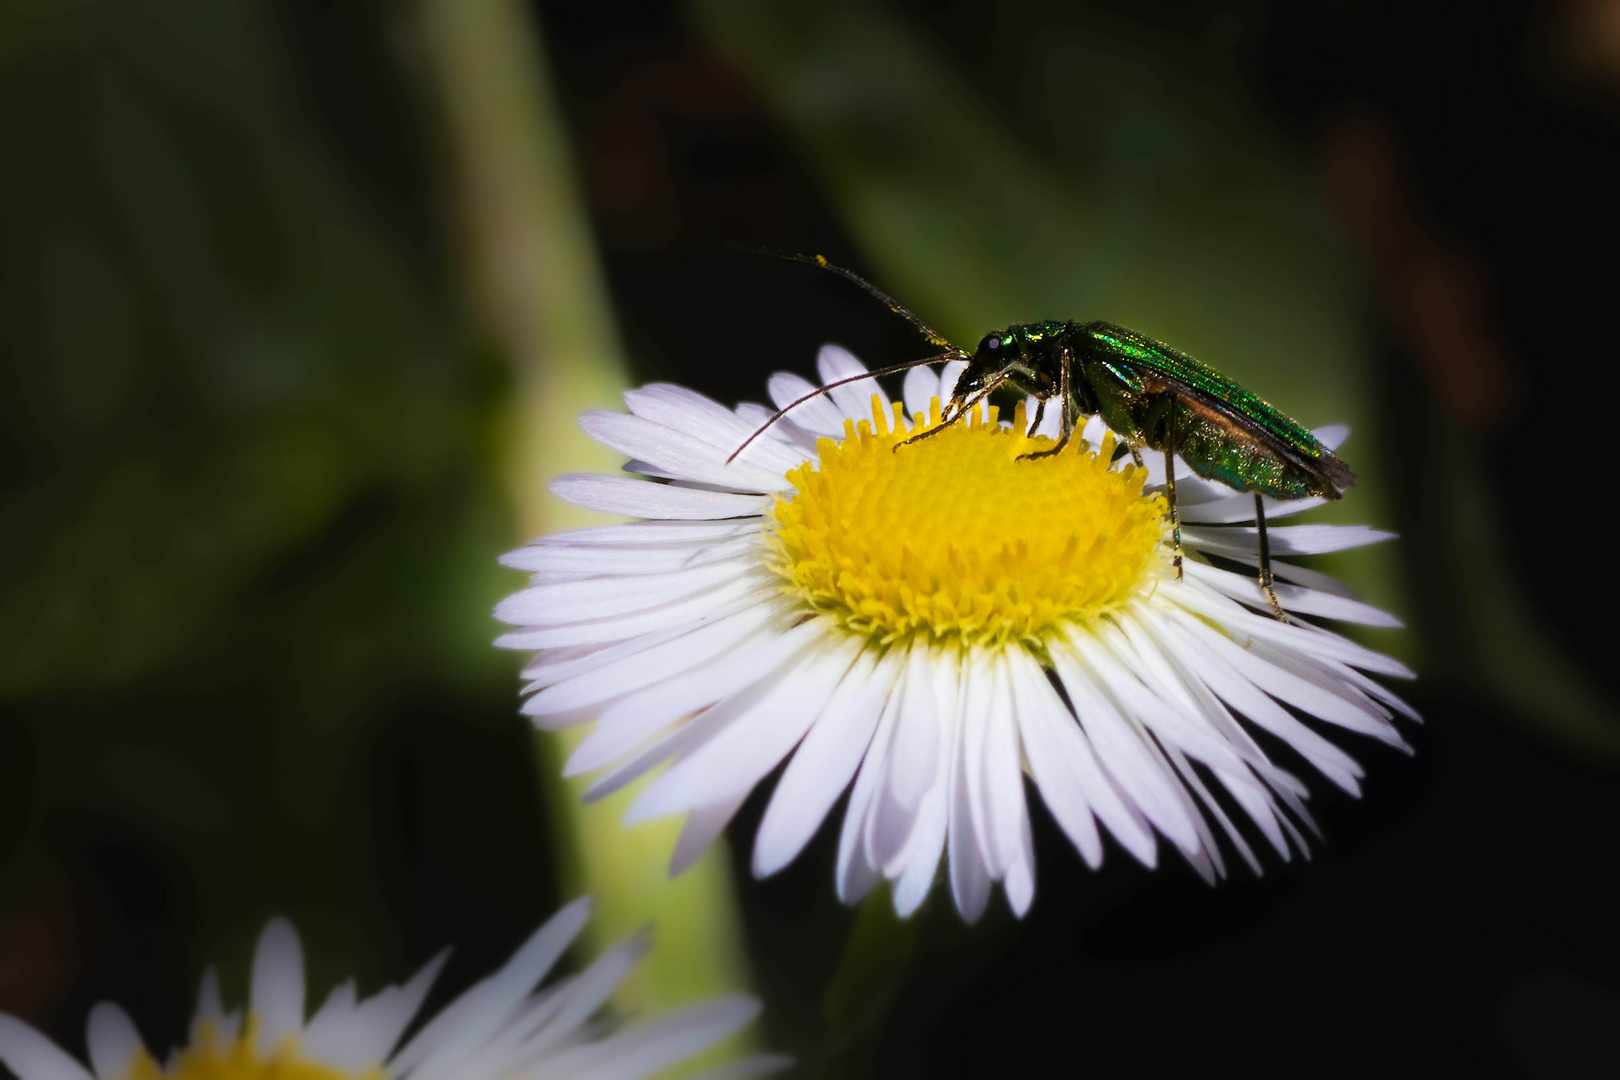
top-left (1028, 397), bottom-right (1046, 437)
top-left (1018, 350), bottom-right (1073, 461)
top-left (896, 376), bottom-right (1003, 450)
top-left (1163, 400), bottom-right (1182, 580)
top-left (896, 412), bottom-right (959, 449)
top-left (1255, 492), bottom-right (1289, 621)
top-left (1129, 445), bottom-right (1145, 468)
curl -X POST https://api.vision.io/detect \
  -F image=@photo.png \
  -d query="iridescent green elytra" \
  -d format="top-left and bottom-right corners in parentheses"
top-left (730, 255), bottom-right (1355, 619)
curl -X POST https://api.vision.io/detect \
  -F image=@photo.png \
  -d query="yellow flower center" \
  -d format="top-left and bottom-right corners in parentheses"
top-left (123, 1021), bottom-right (381, 1080)
top-left (767, 396), bottom-right (1167, 649)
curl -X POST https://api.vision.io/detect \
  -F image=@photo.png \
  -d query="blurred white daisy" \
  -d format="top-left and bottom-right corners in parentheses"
top-left (496, 347), bottom-right (1418, 920)
top-left (0, 897), bottom-right (784, 1080)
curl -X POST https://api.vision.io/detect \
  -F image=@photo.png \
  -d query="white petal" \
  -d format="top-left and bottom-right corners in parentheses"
top-left (528, 602), bottom-right (777, 717)
top-left (1168, 583), bottom-right (1413, 678)
top-left (626, 638), bottom-right (861, 822)
top-left (1180, 523), bottom-right (1394, 558)
top-left (947, 688), bottom-right (991, 923)
top-left (435, 979), bottom-right (581, 1080)
top-left (1265, 558), bottom-right (1363, 598)
top-left (735, 400), bottom-right (820, 458)
top-left (671, 791), bottom-right (750, 875)
top-left (1249, 639), bottom-right (1410, 749)
top-left (497, 559), bottom-right (754, 626)
top-left (1113, 613), bottom-right (1306, 800)
top-left (1178, 494), bottom-right (1327, 524)
top-left (1004, 852), bottom-right (1035, 917)
top-left (1006, 650), bottom-right (1098, 867)
top-left (502, 576), bottom-right (769, 650)
top-left (1162, 747), bottom-right (1249, 878)
top-left (1125, 611), bottom-right (1313, 801)
top-left (1007, 648), bottom-right (1154, 868)
top-left (392, 898), bottom-right (591, 1078)
top-left (867, 647), bottom-right (948, 873)
top-left (624, 384), bottom-right (804, 475)
top-left (1314, 423), bottom-right (1350, 449)
top-left (891, 779), bottom-right (948, 917)
top-left (902, 366), bottom-right (941, 419)
top-left (1336, 662), bottom-right (1423, 723)
top-left (836, 677), bottom-right (903, 904)
top-left (1182, 560), bottom-right (1401, 628)
top-left (570, 614), bottom-right (825, 777)
top-left (191, 968), bottom-right (240, 1046)
top-left (86, 1005), bottom-right (144, 1080)
top-left (525, 520), bottom-right (757, 548)
top-left (1154, 612), bottom-right (1364, 793)
top-left (501, 536), bottom-right (758, 578)
top-left (250, 919), bottom-right (305, 1057)
top-left (1005, 773), bottom-right (1037, 917)
top-left (0, 1016), bottom-right (95, 1080)
top-left (302, 983), bottom-right (359, 1063)
top-left (958, 648), bottom-right (1000, 877)
top-left (980, 653), bottom-right (1030, 884)
top-left (524, 930), bottom-right (651, 1055)
top-left (882, 646), bottom-right (945, 813)
top-left (752, 650), bottom-right (893, 877)
top-left (817, 344), bottom-right (891, 421)
top-left (536, 996), bottom-right (760, 1080)
top-left (683, 1052), bottom-right (795, 1080)
top-left (580, 412), bottom-right (787, 493)
top-left (1049, 641), bottom-right (1203, 856)
top-left (1169, 610), bottom-right (1399, 741)
top-left (768, 372), bottom-right (848, 437)
top-left (522, 622), bottom-right (702, 686)
top-left (622, 458), bottom-right (685, 481)
top-left (583, 625), bottom-right (834, 802)
top-left (1214, 762), bottom-right (1292, 862)
top-left (1032, 396), bottom-right (1063, 440)
top-left (1077, 625), bottom-right (1253, 779)
top-left (308, 951), bottom-right (445, 1072)
top-left (548, 474), bottom-right (769, 520)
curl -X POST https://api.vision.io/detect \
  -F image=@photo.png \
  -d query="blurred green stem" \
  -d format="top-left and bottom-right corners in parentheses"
top-left (410, 0), bottom-right (755, 1040)
top-left (818, 885), bottom-right (926, 1078)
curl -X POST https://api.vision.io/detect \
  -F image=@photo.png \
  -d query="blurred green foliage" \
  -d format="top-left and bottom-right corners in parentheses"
top-left (0, 0), bottom-right (552, 1017)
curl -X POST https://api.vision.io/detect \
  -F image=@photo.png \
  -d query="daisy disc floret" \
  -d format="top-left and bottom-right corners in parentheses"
top-left (496, 348), bottom-right (1418, 920)
top-left (0, 898), bottom-right (784, 1080)
top-left (771, 400), bottom-right (1164, 648)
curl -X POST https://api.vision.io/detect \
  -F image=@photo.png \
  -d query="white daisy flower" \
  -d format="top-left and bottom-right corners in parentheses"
top-left (0, 898), bottom-right (785, 1080)
top-left (496, 347), bottom-right (1418, 920)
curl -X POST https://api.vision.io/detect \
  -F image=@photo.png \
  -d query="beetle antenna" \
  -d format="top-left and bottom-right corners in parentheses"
top-left (726, 354), bottom-right (955, 464)
top-left (761, 250), bottom-right (965, 354)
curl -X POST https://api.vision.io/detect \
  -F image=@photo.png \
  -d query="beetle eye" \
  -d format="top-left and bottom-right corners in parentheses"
top-left (987, 336), bottom-right (1001, 351)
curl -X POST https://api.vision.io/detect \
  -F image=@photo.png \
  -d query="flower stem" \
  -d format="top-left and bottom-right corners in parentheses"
top-left (407, 0), bottom-right (756, 1041)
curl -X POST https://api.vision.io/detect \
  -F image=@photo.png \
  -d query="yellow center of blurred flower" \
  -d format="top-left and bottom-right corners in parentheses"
top-left (123, 1021), bottom-right (381, 1080)
top-left (768, 396), bottom-right (1167, 649)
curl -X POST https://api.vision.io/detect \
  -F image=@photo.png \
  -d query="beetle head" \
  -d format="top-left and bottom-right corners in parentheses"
top-left (942, 330), bottom-right (1015, 416)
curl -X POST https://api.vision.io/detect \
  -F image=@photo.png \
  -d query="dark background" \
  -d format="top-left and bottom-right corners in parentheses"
top-left (3, 1), bottom-right (1618, 1077)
